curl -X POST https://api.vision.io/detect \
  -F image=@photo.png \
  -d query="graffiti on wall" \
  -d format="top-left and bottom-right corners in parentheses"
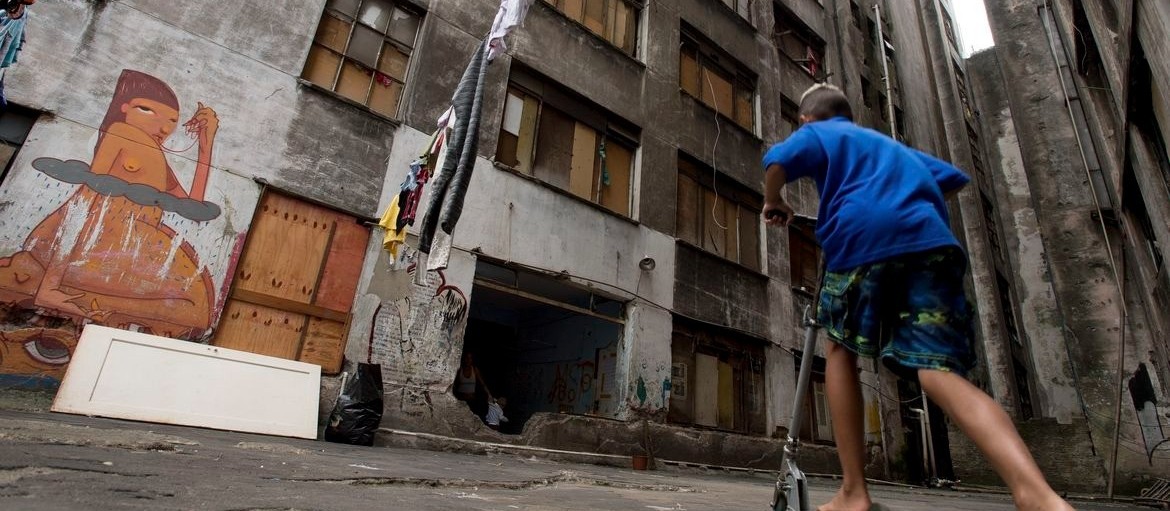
top-left (0, 69), bottom-right (221, 337)
top-left (370, 251), bottom-right (469, 400)
top-left (0, 69), bottom-right (256, 388)
top-left (0, 328), bottom-right (78, 389)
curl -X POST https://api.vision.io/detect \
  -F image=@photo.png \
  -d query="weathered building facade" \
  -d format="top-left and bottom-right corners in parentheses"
top-left (7, 0), bottom-right (1161, 494)
top-left (940, 0), bottom-right (1170, 495)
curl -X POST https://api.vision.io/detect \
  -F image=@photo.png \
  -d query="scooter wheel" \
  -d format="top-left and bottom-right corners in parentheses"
top-left (771, 493), bottom-right (788, 511)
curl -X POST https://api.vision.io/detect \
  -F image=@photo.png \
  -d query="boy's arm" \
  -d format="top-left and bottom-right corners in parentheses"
top-left (763, 164), bottom-right (795, 226)
top-left (913, 149), bottom-right (970, 195)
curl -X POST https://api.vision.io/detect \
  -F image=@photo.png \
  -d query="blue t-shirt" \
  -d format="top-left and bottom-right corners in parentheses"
top-left (762, 117), bottom-right (970, 271)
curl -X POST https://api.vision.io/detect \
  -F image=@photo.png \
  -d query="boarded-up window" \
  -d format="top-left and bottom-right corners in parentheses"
top-left (669, 317), bottom-right (766, 435)
top-left (541, 0), bottom-right (639, 55)
top-left (212, 192), bottom-right (370, 374)
top-left (496, 69), bottom-right (639, 217)
top-left (676, 156), bottom-right (761, 271)
top-left (680, 26), bottom-right (756, 132)
top-left (794, 353), bottom-right (834, 444)
top-left (789, 224), bottom-right (819, 292)
top-left (301, 0), bottom-right (422, 118)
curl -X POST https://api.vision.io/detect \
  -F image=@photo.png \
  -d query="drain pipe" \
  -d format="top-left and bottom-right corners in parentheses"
top-left (1039, 1), bottom-right (1129, 498)
top-left (873, 1), bottom-right (898, 140)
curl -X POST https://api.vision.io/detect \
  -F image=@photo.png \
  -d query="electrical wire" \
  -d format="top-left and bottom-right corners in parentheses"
top-left (702, 68), bottom-right (728, 232)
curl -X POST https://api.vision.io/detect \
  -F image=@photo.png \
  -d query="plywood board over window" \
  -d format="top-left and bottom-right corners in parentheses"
top-left (212, 192), bottom-right (370, 374)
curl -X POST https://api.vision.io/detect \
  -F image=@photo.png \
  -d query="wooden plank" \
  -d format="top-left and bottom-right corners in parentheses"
top-left (676, 174), bottom-right (701, 245)
top-left (694, 353), bottom-right (718, 427)
top-left (212, 299), bottom-right (308, 360)
top-left (583, 0), bottom-right (605, 34)
top-left (740, 204), bottom-right (761, 271)
top-left (701, 67), bottom-right (734, 116)
top-left (562, 0), bottom-right (584, 22)
top-left (718, 360), bottom-right (735, 430)
top-left (569, 123), bottom-right (597, 200)
top-left (533, 106), bottom-right (575, 189)
top-left (298, 317), bottom-right (347, 374)
top-left (235, 194), bottom-right (332, 305)
top-left (232, 288), bottom-right (348, 323)
top-left (724, 199), bottom-right (739, 263)
top-left (680, 48), bottom-right (701, 97)
top-left (314, 218), bottom-right (370, 313)
top-left (516, 93), bottom-right (540, 174)
top-left (703, 189), bottom-right (727, 256)
top-left (599, 139), bottom-right (632, 216)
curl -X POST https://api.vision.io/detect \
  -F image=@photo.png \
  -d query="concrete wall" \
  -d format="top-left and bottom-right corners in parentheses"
top-left (971, 0), bottom-right (1170, 493)
top-left (0, 0), bottom-right (395, 389)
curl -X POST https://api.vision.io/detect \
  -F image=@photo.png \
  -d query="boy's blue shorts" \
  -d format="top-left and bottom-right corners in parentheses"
top-left (816, 246), bottom-right (976, 380)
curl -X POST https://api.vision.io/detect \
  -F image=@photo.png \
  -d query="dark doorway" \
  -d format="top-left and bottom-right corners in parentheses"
top-left (459, 260), bottom-right (626, 434)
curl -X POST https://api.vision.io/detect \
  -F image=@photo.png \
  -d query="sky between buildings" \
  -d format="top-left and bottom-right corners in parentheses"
top-left (953, 0), bottom-right (995, 56)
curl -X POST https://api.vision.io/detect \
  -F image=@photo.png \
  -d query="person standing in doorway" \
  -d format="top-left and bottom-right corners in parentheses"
top-left (761, 83), bottom-right (1075, 511)
top-left (454, 352), bottom-right (492, 418)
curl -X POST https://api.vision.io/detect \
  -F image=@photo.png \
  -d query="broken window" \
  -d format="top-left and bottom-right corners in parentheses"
top-left (211, 192), bottom-right (371, 374)
top-left (301, 0), bottom-right (421, 118)
top-left (680, 26), bottom-right (757, 132)
top-left (463, 260), bottom-right (627, 432)
top-left (981, 192), bottom-right (1003, 264)
top-left (850, 1), bottom-right (862, 30)
top-left (1123, 163), bottom-right (1164, 272)
top-left (942, 10), bottom-right (959, 51)
top-left (1011, 353), bottom-right (1035, 420)
top-left (541, 0), bottom-right (640, 56)
top-left (995, 272), bottom-right (1020, 345)
top-left (676, 156), bottom-right (761, 271)
top-left (668, 317), bottom-right (767, 435)
top-left (773, 3), bottom-right (826, 78)
top-left (496, 68), bottom-right (639, 217)
top-left (953, 62), bottom-right (975, 122)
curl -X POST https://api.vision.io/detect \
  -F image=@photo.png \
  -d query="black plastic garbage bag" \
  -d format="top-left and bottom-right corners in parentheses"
top-left (324, 363), bottom-right (383, 446)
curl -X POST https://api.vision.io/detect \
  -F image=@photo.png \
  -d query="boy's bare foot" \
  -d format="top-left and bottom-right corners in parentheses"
top-left (816, 488), bottom-right (872, 511)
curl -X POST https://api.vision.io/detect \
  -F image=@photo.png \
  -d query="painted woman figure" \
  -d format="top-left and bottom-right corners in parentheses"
top-left (0, 70), bottom-right (219, 338)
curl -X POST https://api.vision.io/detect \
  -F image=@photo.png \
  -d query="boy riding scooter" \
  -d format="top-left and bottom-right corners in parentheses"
top-left (762, 83), bottom-right (1075, 511)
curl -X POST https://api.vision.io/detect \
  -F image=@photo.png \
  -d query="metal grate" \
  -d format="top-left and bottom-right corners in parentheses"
top-left (1139, 478), bottom-right (1170, 506)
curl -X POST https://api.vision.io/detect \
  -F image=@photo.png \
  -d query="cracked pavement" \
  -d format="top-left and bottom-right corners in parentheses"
top-left (0, 410), bottom-right (1152, 510)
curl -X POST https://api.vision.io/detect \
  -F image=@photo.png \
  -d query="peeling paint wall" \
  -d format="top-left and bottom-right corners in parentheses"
top-left (969, 0), bottom-right (1170, 493)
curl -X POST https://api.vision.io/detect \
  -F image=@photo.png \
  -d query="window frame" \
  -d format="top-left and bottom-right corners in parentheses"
top-left (676, 155), bottom-right (762, 271)
top-left (495, 68), bottom-right (640, 217)
top-left (539, 0), bottom-right (642, 57)
top-left (679, 25), bottom-right (758, 133)
top-left (301, 0), bottom-right (423, 119)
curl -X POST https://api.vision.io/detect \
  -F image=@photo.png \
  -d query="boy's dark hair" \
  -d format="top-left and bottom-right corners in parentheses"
top-left (798, 83), bottom-right (853, 121)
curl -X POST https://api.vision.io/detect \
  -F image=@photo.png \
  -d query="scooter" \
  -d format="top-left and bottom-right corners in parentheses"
top-left (770, 303), bottom-right (820, 511)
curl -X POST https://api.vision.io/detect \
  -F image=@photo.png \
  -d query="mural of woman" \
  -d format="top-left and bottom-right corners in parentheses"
top-left (0, 69), bottom-right (221, 338)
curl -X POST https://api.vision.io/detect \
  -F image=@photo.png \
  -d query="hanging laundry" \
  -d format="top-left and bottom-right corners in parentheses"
top-left (416, 38), bottom-right (490, 273)
top-left (409, 0), bottom-right (532, 274)
top-left (378, 194), bottom-right (408, 259)
top-left (0, 6), bottom-right (28, 70)
top-left (486, 0), bottom-right (535, 62)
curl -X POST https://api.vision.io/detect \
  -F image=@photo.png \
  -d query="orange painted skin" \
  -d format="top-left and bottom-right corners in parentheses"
top-left (0, 83), bottom-right (220, 339)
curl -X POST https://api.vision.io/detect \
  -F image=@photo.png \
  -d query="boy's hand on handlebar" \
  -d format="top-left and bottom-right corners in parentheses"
top-left (762, 201), bottom-right (795, 227)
